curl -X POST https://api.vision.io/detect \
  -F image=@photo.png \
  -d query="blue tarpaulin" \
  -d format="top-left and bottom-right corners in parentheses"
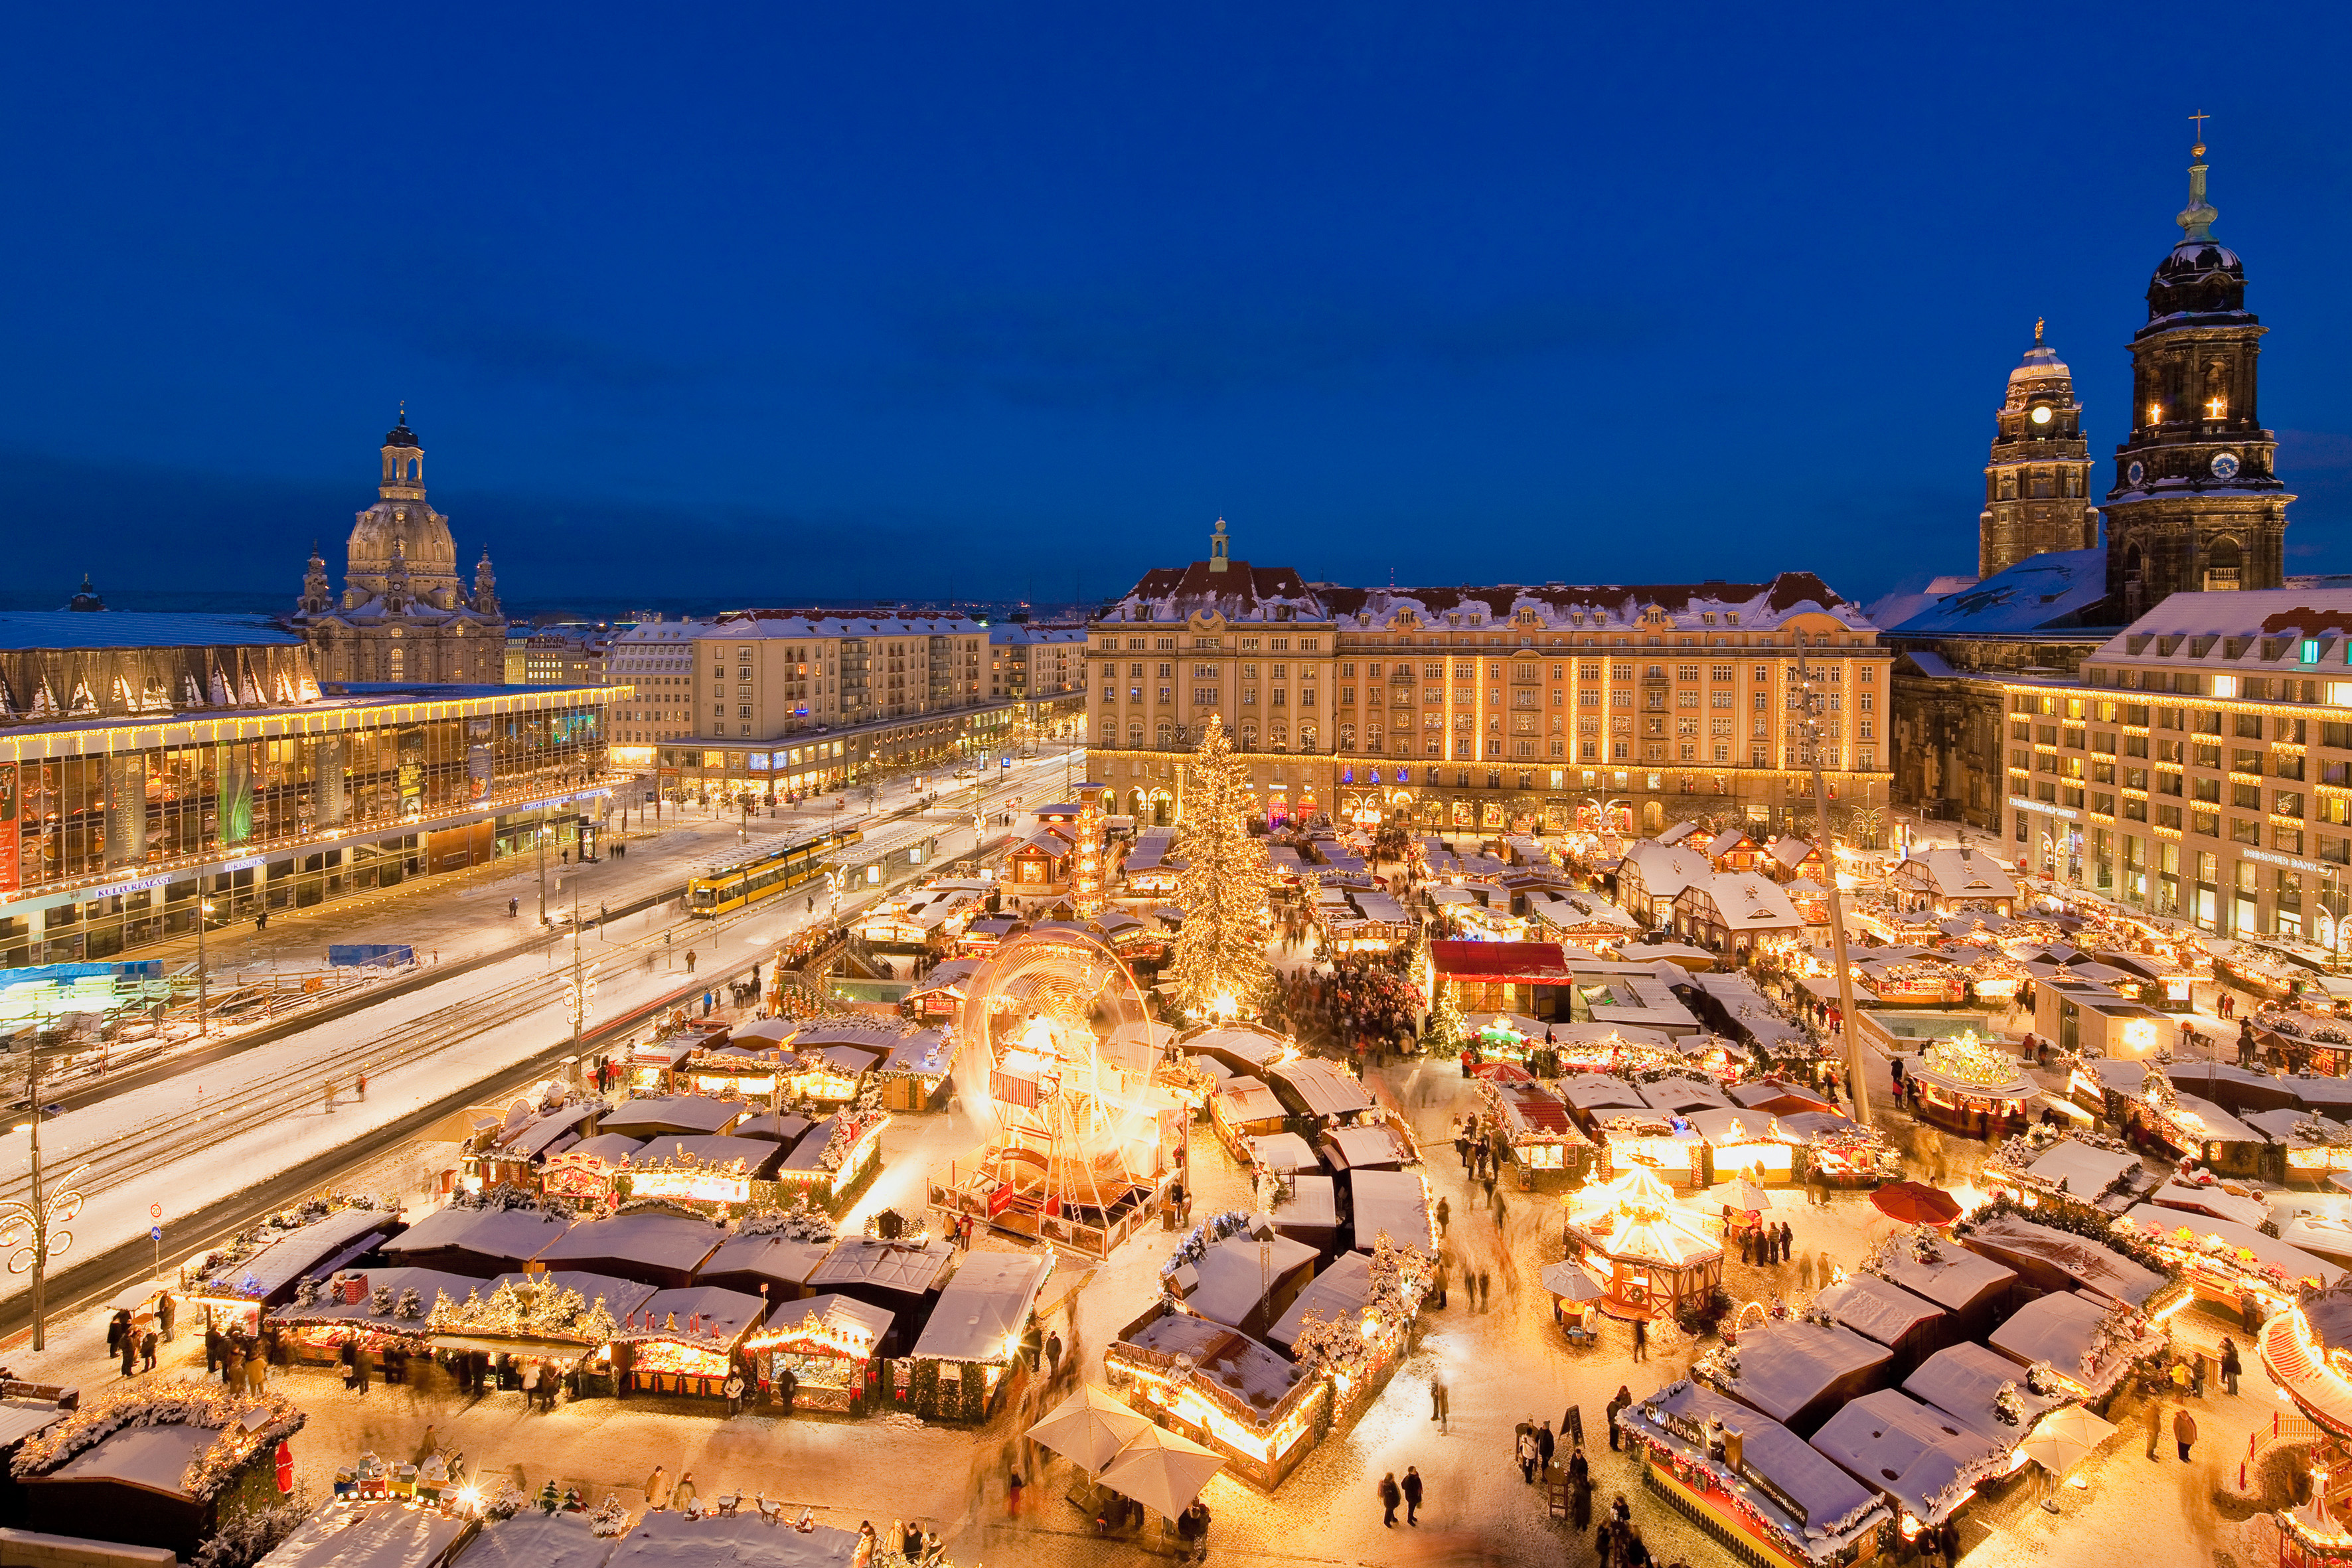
top-left (327, 945), bottom-right (416, 968)
top-left (0, 961), bottom-right (165, 986)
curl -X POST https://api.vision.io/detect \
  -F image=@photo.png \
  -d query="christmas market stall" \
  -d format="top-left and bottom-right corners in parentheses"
top-left (1209, 1078), bottom-right (1290, 1161)
top-left (1616, 1379), bottom-right (1889, 1568)
top-left (803, 1238), bottom-right (956, 1341)
top-left (1561, 1165), bottom-right (1723, 1325)
top-left (1954, 1208), bottom-right (2167, 1308)
top-left (426, 1271), bottom-right (651, 1398)
top-left (697, 1230), bottom-right (834, 1304)
top-left (1861, 1232), bottom-right (2019, 1342)
top-left (1345, 1167), bottom-right (1435, 1255)
top-left (906, 957), bottom-right (982, 1025)
top-left (1684, 1109), bottom-right (1795, 1187)
top-left (528, 1210), bottom-right (726, 1289)
top-left (1986, 1289), bottom-right (2166, 1401)
top-left (1893, 1036), bottom-right (2036, 1140)
top-left (609, 1285), bottom-right (767, 1398)
top-left (1316, 1121), bottom-right (1417, 1176)
top-left (905, 1250), bottom-right (1055, 1423)
top-left (1269, 1239), bottom-right (1430, 1420)
top-left (604, 1512), bottom-right (864, 1568)
top-left (266, 1266), bottom-right (477, 1369)
top-left (1809, 1388), bottom-right (2009, 1534)
top-left (1776, 1112), bottom-right (1899, 1187)
top-left (2115, 1204), bottom-right (2339, 1316)
top-left (738, 1293), bottom-right (893, 1415)
top-left (1105, 1306), bottom-right (1323, 1492)
top-left (1166, 1228), bottom-right (1320, 1340)
top-left (186, 1201), bottom-right (404, 1337)
top-left (1980, 1129), bottom-right (2158, 1218)
top-left (1476, 1077), bottom-right (1591, 1188)
top-left (539, 1136), bottom-right (645, 1205)
top-left (380, 1202), bottom-right (576, 1279)
top-left (623, 1039), bottom-right (697, 1096)
top-left (1693, 1318), bottom-right (1895, 1436)
top-left (256, 1495), bottom-right (477, 1568)
top-left (16, 1383), bottom-right (306, 1560)
top-left (617, 1136), bottom-right (787, 1206)
top-left (770, 1108), bottom-right (892, 1212)
top-left (597, 1096), bottom-right (751, 1140)
top-left (1807, 1275), bottom-right (1954, 1379)
top-left (1899, 1341), bottom-right (2065, 1447)
top-left (460, 1102), bottom-right (599, 1195)
top-left (1268, 1174), bottom-right (1339, 1253)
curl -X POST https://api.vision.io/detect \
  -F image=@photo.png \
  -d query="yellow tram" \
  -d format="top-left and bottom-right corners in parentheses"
top-left (686, 827), bottom-right (864, 916)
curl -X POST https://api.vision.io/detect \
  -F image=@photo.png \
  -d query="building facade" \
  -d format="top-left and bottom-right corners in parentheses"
top-left (291, 414), bottom-right (507, 684)
top-left (1978, 326), bottom-right (2098, 580)
top-left (0, 612), bottom-right (615, 967)
top-left (1998, 589), bottom-right (2352, 947)
top-left (988, 623), bottom-right (1089, 741)
top-left (1089, 522), bottom-right (1892, 834)
top-left (644, 613), bottom-right (1012, 802)
top-left (606, 620), bottom-right (700, 751)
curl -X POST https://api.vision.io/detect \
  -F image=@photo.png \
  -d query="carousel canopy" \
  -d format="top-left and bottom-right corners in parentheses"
top-left (1566, 1165), bottom-right (1722, 1269)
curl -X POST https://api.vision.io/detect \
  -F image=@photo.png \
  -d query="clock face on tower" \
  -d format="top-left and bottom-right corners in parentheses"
top-left (2211, 452), bottom-right (2240, 481)
top-left (2126, 461), bottom-right (2146, 487)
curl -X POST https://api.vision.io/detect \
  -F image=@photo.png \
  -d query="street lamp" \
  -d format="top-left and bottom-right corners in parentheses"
top-left (2, 1037), bottom-right (88, 1352)
top-left (1792, 659), bottom-right (1871, 1130)
top-left (194, 887), bottom-right (216, 1036)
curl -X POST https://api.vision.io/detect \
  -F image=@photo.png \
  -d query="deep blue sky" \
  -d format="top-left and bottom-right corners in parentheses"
top-left (5, 3), bottom-right (2350, 613)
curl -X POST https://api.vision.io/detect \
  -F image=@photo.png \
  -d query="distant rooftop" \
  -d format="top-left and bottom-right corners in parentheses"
top-left (0, 611), bottom-right (304, 652)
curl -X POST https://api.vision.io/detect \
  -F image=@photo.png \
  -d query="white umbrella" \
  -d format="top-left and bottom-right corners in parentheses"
top-left (1540, 1261), bottom-right (1607, 1302)
top-left (2019, 1405), bottom-right (2118, 1476)
top-left (1707, 1178), bottom-right (1780, 1213)
top-left (1026, 1385), bottom-right (1154, 1474)
top-left (1095, 1423), bottom-right (1226, 1520)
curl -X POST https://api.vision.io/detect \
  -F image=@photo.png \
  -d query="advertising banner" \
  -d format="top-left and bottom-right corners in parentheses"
top-left (0, 763), bottom-right (17, 894)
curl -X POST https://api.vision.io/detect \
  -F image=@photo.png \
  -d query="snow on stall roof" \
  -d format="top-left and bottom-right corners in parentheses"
top-left (1960, 1212), bottom-right (2165, 1306)
top-left (457, 1511), bottom-right (618, 1568)
top-left (1557, 1074), bottom-right (1652, 1112)
top-left (202, 1208), bottom-right (396, 1300)
top-left (1902, 1342), bottom-right (2064, 1445)
top-left (48, 1421), bottom-right (218, 1498)
top-left (1273, 1174), bottom-right (1338, 1232)
top-left (1639, 1077), bottom-right (1735, 1113)
top-left (1267, 1251), bottom-right (1373, 1353)
top-left (1270, 1058), bottom-right (1375, 1119)
top-left (258, 1500), bottom-right (475, 1568)
top-left (807, 1238), bottom-right (956, 1299)
top-left (2021, 1140), bottom-right (2144, 1199)
top-left (1248, 1132), bottom-right (1320, 1173)
top-left (1320, 1124), bottom-right (1413, 1170)
top-left (1348, 1168), bottom-right (1434, 1253)
top-left (382, 1206), bottom-right (575, 1267)
top-left (621, 1136), bottom-right (785, 1176)
top-left (732, 1113), bottom-right (815, 1146)
top-left (1866, 1245), bottom-right (2017, 1316)
top-left (1808, 1388), bottom-right (2007, 1526)
top-left (482, 1271), bottom-right (659, 1325)
top-left (604, 1511), bottom-right (858, 1568)
top-left (699, 1235), bottom-right (832, 1292)
top-left (1181, 1027), bottom-right (1287, 1069)
top-left (1988, 1291), bottom-right (2120, 1383)
top-left (1810, 1275), bottom-right (1946, 1350)
top-left (596, 1098), bottom-right (750, 1137)
top-left (532, 1214), bottom-right (726, 1277)
top-left (562, 1135), bottom-right (646, 1165)
top-left (1181, 1231), bottom-right (1319, 1328)
top-left (1123, 1311), bottom-right (1304, 1416)
top-left (1703, 1318), bottom-right (1893, 1430)
top-left (760, 1293), bottom-right (894, 1351)
top-left (611, 1285), bottom-right (767, 1345)
top-left (2148, 1174), bottom-right (2273, 1229)
top-left (1620, 1380), bottom-right (1885, 1550)
top-left (1215, 1079), bottom-right (1287, 1125)
top-left (270, 1267), bottom-right (481, 1330)
top-left (910, 1251), bottom-right (1052, 1363)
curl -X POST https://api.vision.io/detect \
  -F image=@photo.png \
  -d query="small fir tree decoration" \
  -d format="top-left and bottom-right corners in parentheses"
top-left (395, 1287), bottom-right (424, 1320)
top-left (1425, 979), bottom-right (1467, 1052)
top-left (370, 1285), bottom-right (394, 1316)
top-left (1167, 716), bottom-right (1274, 1018)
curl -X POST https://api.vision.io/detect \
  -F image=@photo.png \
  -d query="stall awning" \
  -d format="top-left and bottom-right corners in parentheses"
top-left (428, 1334), bottom-right (596, 1360)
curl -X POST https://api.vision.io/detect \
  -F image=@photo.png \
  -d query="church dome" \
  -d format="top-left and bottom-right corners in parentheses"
top-left (2148, 238), bottom-right (2248, 319)
top-left (384, 412), bottom-right (420, 449)
top-left (349, 502), bottom-right (458, 575)
top-left (2006, 345), bottom-right (2073, 386)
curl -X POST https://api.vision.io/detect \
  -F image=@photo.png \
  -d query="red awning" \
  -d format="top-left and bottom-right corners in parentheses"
top-left (1431, 939), bottom-right (1573, 985)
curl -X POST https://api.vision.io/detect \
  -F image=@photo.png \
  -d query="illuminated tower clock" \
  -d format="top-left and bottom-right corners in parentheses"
top-left (2103, 127), bottom-right (2293, 614)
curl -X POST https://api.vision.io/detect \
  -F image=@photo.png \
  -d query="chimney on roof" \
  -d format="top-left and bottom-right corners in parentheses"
top-left (1209, 516), bottom-right (1229, 573)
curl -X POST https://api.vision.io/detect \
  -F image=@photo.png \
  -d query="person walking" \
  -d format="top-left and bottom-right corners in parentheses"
top-left (158, 1292), bottom-right (176, 1342)
top-left (2146, 1393), bottom-right (2164, 1460)
top-left (1569, 1447), bottom-right (1593, 1529)
top-left (2221, 1337), bottom-right (2242, 1396)
top-left (1378, 1472), bottom-right (1401, 1528)
top-left (1401, 1466), bottom-right (1423, 1526)
top-left (1430, 1375), bottom-right (1449, 1430)
top-left (202, 1322), bottom-right (222, 1375)
top-left (1476, 1267), bottom-right (1492, 1313)
top-left (1538, 1419), bottom-right (1557, 1476)
top-left (644, 1466), bottom-right (672, 1511)
top-left (1435, 1196), bottom-right (1451, 1237)
top-left (1431, 1255), bottom-right (1449, 1310)
top-left (1517, 1424), bottom-right (1541, 1483)
top-left (1607, 1385), bottom-right (1632, 1452)
top-left (2175, 1407), bottom-right (2198, 1462)
top-left (1632, 1316), bottom-right (1648, 1363)
top-left (136, 1328), bottom-right (157, 1374)
top-left (1778, 1219), bottom-right (1794, 1265)
top-left (108, 1309), bottom-right (129, 1364)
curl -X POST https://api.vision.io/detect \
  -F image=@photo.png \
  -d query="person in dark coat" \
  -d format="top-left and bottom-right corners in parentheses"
top-left (1401, 1466), bottom-right (1423, 1526)
top-left (1569, 1448), bottom-right (1593, 1528)
top-left (107, 1310), bottom-right (129, 1360)
top-left (119, 1331), bottom-right (137, 1378)
top-left (202, 1322), bottom-right (222, 1374)
top-left (1607, 1386), bottom-right (1632, 1450)
top-left (2221, 1337), bottom-right (2243, 1395)
top-left (1378, 1472), bottom-right (1401, 1528)
top-left (157, 1293), bottom-right (176, 1342)
top-left (1778, 1220), bottom-right (1794, 1264)
top-left (138, 1329), bottom-right (157, 1373)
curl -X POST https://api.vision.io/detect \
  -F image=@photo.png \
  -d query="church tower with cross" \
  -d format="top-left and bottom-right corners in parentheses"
top-left (2101, 122), bottom-right (2294, 615)
top-left (1977, 318), bottom-right (2098, 579)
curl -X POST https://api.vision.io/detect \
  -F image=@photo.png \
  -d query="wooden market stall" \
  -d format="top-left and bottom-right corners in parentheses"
top-left (1477, 1077), bottom-right (1591, 1188)
top-left (17, 1385), bottom-right (305, 1560)
top-left (1861, 1235), bottom-right (2019, 1343)
top-left (1809, 1388), bottom-right (2011, 1532)
top-left (1345, 1168), bottom-right (1435, 1255)
top-left (528, 1211), bottom-right (726, 1289)
top-left (1561, 1165), bottom-right (1723, 1324)
top-left (696, 1232), bottom-right (834, 1303)
top-left (1693, 1318), bottom-right (1895, 1437)
top-left (1806, 1275), bottom-right (1952, 1379)
top-left (1987, 1289), bottom-right (2167, 1400)
top-left (739, 1293), bottom-right (894, 1415)
top-left (905, 1251), bottom-right (1055, 1423)
top-left (1168, 1230), bottom-right (1321, 1341)
top-left (1107, 1303), bottom-right (1324, 1492)
top-left (380, 1204), bottom-right (575, 1279)
top-left (1895, 1038), bottom-right (2037, 1140)
top-left (186, 1204), bottom-right (404, 1338)
top-left (265, 1265), bottom-right (477, 1372)
top-left (424, 1269), bottom-right (655, 1399)
top-left (609, 1284), bottom-right (767, 1399)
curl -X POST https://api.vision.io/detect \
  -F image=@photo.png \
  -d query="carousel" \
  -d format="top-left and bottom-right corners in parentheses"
top-left (2260, 1282), bottom-right (2352, 1567)
top-left (1561, 1164), bottom-right (1724, 1323)
top-left (928, 927), bottom-right (1184, 1259)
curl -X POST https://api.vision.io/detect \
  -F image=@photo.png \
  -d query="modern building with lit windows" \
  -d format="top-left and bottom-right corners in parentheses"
top-left (1088, 520), bottom-right (1891, 834)
top-left (0, 611), bottom-right (617, 967)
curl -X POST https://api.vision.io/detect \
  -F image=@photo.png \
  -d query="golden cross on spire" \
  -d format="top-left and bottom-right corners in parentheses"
top-left (2189, 109), bottom-right (2209, 155)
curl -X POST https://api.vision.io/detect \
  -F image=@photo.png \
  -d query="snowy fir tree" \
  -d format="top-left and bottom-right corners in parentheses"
top-left (1424, 978), bottom-right (1466, 1052)
top-left (1166, 716), bottom-right (1273, 1018)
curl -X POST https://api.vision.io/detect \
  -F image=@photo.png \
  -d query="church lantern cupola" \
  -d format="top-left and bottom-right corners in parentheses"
top-left (380, 405), bottom-right (424, 501)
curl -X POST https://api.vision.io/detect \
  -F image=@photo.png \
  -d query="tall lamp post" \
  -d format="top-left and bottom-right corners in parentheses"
top-left (1794, 659), bottom-right (1871, 1131)
top-left (536, 815), bottom-right (552, 925)
top-left (564, 895), bottom-right (597, 1056)
top-left (3, 1041), bottom-right (89, 1352)
top-left (193, 880), bottom-right (217, 1036)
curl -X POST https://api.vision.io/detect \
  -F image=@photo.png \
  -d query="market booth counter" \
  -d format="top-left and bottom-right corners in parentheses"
top-left (1106, 1304), bottom-right (1323, 1492)
top-left (17, 1383), bottom-right (304, 1561)
top-left (186, 1203), bottom-right (404, 1338)
top-left (611, 1285), bottom-right (766, 1398)
top-left (379, 1205), bottom-right (575, 1279)
top-left (1616, 1378), bottom-right (1889, 1568)
top-left (266, 1266), bottom-right (478, 1369)
top-left (529, 1211), bottom-right (726, 1289)
top-left (1477, 1078), bottom-right (1592, 1189)
top-left (1692, 1319), bottom-right (1894, 1437)
top-left (740, 1293), bottom-right (893, 1415)
top-left (904, 1251), bottom-right (1055, 1423)
top-left (1684, 1108), bottom-right (1795, 1188)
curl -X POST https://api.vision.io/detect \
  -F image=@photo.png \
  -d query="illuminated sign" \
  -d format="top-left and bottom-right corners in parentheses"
top-left (2007, 796), bottom-right (2079, 821)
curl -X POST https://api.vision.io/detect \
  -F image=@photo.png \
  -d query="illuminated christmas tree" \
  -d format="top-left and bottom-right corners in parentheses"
top-left (1425, 977), bottom-right (1466, 1053)
top-left (1167, 716), bottom-right (1274, 1018)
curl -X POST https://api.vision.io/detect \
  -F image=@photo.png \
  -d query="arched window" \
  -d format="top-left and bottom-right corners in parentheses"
top-left (1298, 724), bottom-right (1316, 750)
top-left (1240, 722), bottom-right (1259, 749)
top-left (1154, 722), bottom-right (1173, 747)
top-left (1367, 723), bottom-right (1384, 753)
top-left (1338, 724), bottom-right (1356, 751)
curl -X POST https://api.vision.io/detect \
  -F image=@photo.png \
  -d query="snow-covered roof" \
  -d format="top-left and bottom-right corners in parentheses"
top-left (1811, 1275), bottom-right (1946, 1349)
top-left (1215, 1079), bottom-right (1288, 1126)
top-left (805, 1239), bottom-right (955, 1298)
top-left (2021, 1140), bottom-right (2143, 1198)
top-left (1866, 1244), bottom-right (2016, 1316)
top-left (1901, 1342), bottom-right (2065, 1445)
top-left (1272, 1174), bottom-right (1338, 1233)
top-left (268, 1267), bottom-right (482, 1332)
top-left (909, 1251), bottom-right (1053, 1363)
top-left (1557, 1073), bottom-right (1653, 1113)
top-left (1319, 1123), bottom-right (1413, 1170)
top-left (1699, 1318), bottom-right (1893, 1432)
top-left (1121, 1310), bottom-right (1306, 1418)
top-left (1619, 1380), bottom-right (1886, 1555)
top-left (1269, 1058), bottom-right (1374, 1119)
top-left (531, 1214), bottom-right (725, 1279)
top-left (698, 1235), bottom-right (832, 1293)
top-left (1618, 842), bottom-right (1714, 902)
top-left (597, 1097), bottom-right (749, 1137)
top-left (2120, 1204), bottom-right (2341, 1287)
top-left (1247, 1132), bottom-right (1320, 1172)
top-left (1883, 547), bottom-right (2117, 637)
top-left (1893, 847), bottom-right (2019, 902)
top-left (611, 1285), bottom-right (766, 1346)
top-left (47, 1421), bottom-right (218, 1498)
top-left (621, 1135), bottom-right (784, 1176)
top-left (1266, 1251), bottom-right (1375, 1352)
top-left (603, 1511), bottom-right (859, 1568)
top-left (1808, 1388), bottom-right (2007, 1527)
top-left (1316, 574), bottom-right (1875, 633)
top-left (480, 1271), bottom-right (659, 1328)
top-left (1180, 1232), bottom-right (1319, 1329)
top-left (2088, 589), bottom-right (2352, 676)
top-left (457, 1512), bottom-right (619, 1568)
top-left (1639, 1076), bottom-right (1735, 1113)
top-left (382, 1206), bottom-right (575, 1270)
top-left (757, 1293), bottom-right (894, 1354)
top-left (1678, 872), bottom-right (1802, 929)
top-left (258, 1499), bottom-right (475, 1568)
top-left (201, 1208), bottom-right (398, 1301)
top-left (0, 1398), bottom-right (66, 1454)
top-left (1988, 1291), bottom-right (2127, 1387)
top-left (1348, 1168), bottom-right (1434, 1253)
top-left (1959, 1212), bottom-right (2164, 1306)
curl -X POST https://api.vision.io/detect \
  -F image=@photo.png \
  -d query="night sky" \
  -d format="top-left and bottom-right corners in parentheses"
top-left (4, 4), bottom-right (2349, 613)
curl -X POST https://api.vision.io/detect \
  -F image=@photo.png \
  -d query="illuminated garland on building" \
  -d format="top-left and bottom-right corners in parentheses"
top-left (427, 1279), bottom-right (619, 1345)
top-left (10, 1382), bottom-right (304, 1501)
top-left (1919, 1032), bottom-right (2027, 1088)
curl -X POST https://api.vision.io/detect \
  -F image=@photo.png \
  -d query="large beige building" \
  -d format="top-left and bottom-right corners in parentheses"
top-left (1090, 522), bottom-right (1892, 834)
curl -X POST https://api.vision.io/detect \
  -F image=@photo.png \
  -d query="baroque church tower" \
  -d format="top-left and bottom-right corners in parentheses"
top-left (2102, 134), bottom-right (2294, 615)
top-left (1978, 321), bottom-right (2097, 578)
